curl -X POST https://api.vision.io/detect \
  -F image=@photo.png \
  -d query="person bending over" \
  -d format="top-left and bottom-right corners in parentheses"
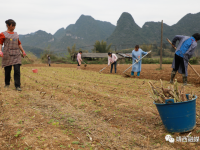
top-left (170, 33), bottom-right (200, 85)
top-left (108, 52), bottom-right (118, 73)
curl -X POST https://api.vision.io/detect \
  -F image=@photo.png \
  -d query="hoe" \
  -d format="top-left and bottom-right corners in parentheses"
top-left (166, 38), bottom-right (200, 79)
top-left (99, 62), bottom-right (115, 74)
top-left (99, 65), bottom-right (108, 73)
top-left (123, 51), bottom-right (151, 77)
top-left (82, 61), bottom-right (87, 67)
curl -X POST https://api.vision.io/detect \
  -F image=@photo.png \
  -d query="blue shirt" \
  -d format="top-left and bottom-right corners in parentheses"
top-left (175, 37), bottom-right (195, 58)
top-left (131, 49), bottom-right (148, 72)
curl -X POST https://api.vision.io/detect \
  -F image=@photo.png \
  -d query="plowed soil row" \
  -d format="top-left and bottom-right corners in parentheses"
top-left (24, 64), bottom-right (200, 85)
top-left (0, 65), bottom-right (199, 150)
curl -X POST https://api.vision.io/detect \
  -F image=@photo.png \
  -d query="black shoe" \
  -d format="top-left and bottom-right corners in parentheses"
top-left (4, 85), bottom-right (9, 88)
top-left (16, 87), bottom-right (22, 91)
top-left (182, 74), bottom-right (187, 86)
top-left (170, 71), bottom-right (176, 84)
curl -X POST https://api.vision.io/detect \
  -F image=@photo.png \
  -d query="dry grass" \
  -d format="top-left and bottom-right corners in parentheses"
top-left (0, 65), bottom-right (200, 150)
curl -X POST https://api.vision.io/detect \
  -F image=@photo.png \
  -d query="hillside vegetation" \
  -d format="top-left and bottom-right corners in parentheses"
top-left (19, 12), bottom-right (200, 55)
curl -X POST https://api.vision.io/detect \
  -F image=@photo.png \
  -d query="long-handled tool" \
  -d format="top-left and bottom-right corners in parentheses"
top-left (99, 62), bottom-right (115, 73)
top-left (99, 65), bottom-right (108, 73)
top-left (82, 61), bottom-right (87, 67)
top-left (123, 51), bottom-right (151, 76)
top-left (166, 38), bottom-right (200, 79)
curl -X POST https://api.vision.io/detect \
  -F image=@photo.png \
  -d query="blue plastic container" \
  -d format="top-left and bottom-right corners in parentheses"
top-left (154, 94), bottom-right (197, 133)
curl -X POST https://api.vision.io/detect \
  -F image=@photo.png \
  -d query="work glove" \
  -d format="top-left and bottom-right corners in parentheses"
top-left (136, 59), bottom-right (139, 63)
top-left (0, 51), bottom-right (3, 57)
top-left (23, 51), bottom-right (26, 57)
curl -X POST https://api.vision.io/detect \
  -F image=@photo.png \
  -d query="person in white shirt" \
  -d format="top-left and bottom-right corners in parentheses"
top-left (77, 51), bottom-right (82, 70)
top-left (108, 52), bottom-right (118, 73)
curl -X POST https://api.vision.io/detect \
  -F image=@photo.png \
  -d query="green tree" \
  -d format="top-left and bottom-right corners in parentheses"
top-left (140, 44), bottom-right (152, 58)
top-left (67, 44), bottom-right (77, 56)
top-left (93, 40), bottom-right (112, 53)
top-left (152, 44), bottom-right (158, 51)
top-left (163, 43), bottom-right (167, 49)
top-left (158, 47), bottom-right (165, 56)
top-left (78, 48), bottom-right (88, 53)
top-left (40, 46), bottom-right (58, 63)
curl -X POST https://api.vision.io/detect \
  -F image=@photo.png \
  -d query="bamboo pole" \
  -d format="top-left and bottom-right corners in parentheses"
top-left (160, 20), bottom-right (163, 69)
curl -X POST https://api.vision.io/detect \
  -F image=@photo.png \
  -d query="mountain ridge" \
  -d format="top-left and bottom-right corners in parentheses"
top-left (19, 12), bottom-right (200, 55)
top-left (107, 12), bottom-right (200, 46)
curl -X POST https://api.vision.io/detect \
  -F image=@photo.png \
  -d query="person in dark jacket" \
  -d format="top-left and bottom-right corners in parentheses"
top-left (170, 33), bottom-right (200, 85)
top-left (47, 55), bottom-right (51, 66)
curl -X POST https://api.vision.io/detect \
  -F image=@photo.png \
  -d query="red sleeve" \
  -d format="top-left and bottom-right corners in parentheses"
top-left (18, 39), bottom-right (21, 45)
top-left (0, 32), bottom-right (5, 45)
top-left (0, 32), bottom-right (21, 45)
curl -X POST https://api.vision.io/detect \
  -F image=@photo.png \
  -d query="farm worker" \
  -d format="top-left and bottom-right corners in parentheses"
top-left (131, 45), bottom-right (148, 76)
top-left (0, 19), bottom-right (26, 91)
top-left (108, 52), bottom-right (118, 73)
top-left (170, 33), bottom-right (200, 85)
top-left (77, 51), bottom-right (82, 70)
top-left (47, 55), bottom-right (51, 66)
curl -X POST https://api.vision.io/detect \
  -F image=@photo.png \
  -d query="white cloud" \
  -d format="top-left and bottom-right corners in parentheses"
top-left (0, 0), bottom-right (200, 34)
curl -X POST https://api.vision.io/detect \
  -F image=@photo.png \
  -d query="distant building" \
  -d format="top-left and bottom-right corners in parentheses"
top-left (81, 53), bottom-right (124, 59)
top-left (71, 53), bottom-right (132, 61)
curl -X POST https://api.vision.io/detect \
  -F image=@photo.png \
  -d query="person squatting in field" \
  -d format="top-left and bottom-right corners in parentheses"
top-left (108, 52), bottom-right (118, 73)
top-left (77, 51), bottom-right (82, 70)
top-left (47, 55), bottom-right (51, 66)
top-left (131, 45), bottom-right (149, 76)
top-left (170, 33), bottom-right (200, 85)
top-left (0, 19), bottom-right (26, 91)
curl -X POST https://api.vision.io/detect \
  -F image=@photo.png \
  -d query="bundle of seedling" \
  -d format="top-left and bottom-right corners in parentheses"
top-left (148, 79), bottom-right (195, 103)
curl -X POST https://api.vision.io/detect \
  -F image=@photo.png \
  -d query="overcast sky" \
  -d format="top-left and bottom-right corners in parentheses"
top-left (1, 0), bottom-right (200, 35)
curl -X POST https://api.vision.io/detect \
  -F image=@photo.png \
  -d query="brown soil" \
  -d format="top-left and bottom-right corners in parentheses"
top-left (25, 64), bottom-right (200, 85)
top-left (0, 64), bottom-right (199, 150)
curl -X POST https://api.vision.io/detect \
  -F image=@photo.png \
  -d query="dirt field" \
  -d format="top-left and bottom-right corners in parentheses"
top-left (25, 64), bottom-right (200, 85)
top-left (0, 64), bottom-right (200, 150)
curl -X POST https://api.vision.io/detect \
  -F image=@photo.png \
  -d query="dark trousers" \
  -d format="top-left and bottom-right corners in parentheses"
top-left (4, 64), bottom-right (21, 87)
top-left (77, 60), bottom-right (80, 66)
top-left (110, 61), bottom-right (117, 73)
top-left (173, 54), bottom-right (185, 74)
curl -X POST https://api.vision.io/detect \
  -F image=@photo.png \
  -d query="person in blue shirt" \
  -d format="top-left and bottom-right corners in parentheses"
top-left (170, 33), bottom-right (200, 85)
top-left (131, 45), bottom-right (149, 76)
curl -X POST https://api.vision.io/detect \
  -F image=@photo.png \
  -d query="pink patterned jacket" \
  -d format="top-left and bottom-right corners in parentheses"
top-left (77, 53), bottom-right (82, 65)
top-left (108, 54), bottom-right (118, 65)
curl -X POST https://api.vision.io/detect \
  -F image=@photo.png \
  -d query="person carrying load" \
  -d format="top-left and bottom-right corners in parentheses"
top-left (170, 33), bottom-right (200, 85)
